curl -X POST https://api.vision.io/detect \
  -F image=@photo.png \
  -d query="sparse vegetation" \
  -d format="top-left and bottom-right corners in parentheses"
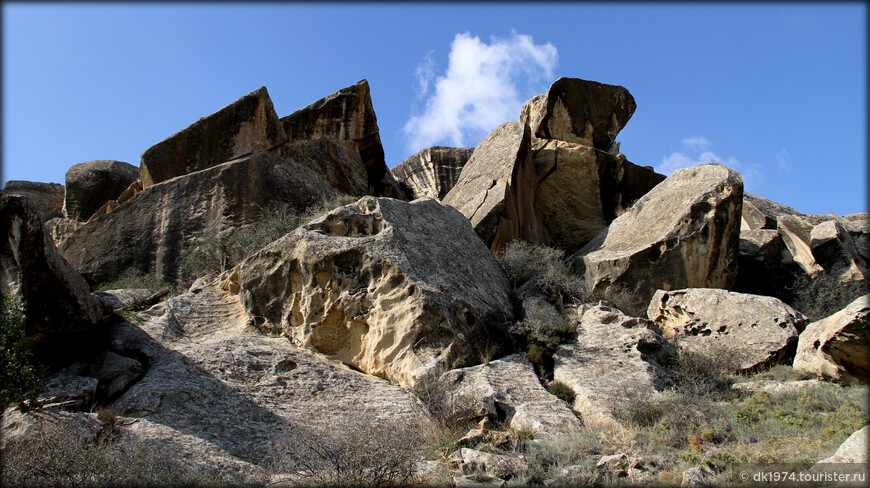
top-left (548, 380), bottom-right (575, 404)
top-left (95, 268), bottom-right (173, 293)
top-left (786, 271), bottom-right (866, 322)
top-left (496, 240), bottom-right (587, 306)
top-left (0, 294), bottom-right (45, 409)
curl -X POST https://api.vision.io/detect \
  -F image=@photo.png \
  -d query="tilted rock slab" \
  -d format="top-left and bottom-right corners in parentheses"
top-left (532, 138), bottom-right (665, 253)
top-left (553, 303), bottom-right (675, 430)
top-left (280, 79), bottom-right (403, 197)
top-left (793, 294), bottom-right (869, 385)
top-left (0, 194), bottom-right (111, 363)
top-left (647, 288), bottom-right (807, 371)
top-left (442, 121), bottom-right (548, 253)
top-left (440, 353), bottom-right (582, 436)
top-left (569, 164), bottom-right (743, 304)
top-left (742, 192), bottom-right (804, 230)
top-left (277, 136), bottom-right (369, 197)
top-left (2, 180), bottom-right (65, 222)
top-left (63, 160), bottom-right (139, 221)
top-left (810, 220), bottom-right (867, 282)
top-left (520, 77), bottom-right (636, 151)
top-left (139, 86), bottom-right (287, 187)
top-left (778, 215), bottom-right (824, 278)
top-left (59, 148), bottom-right (342, 284)
top-left (238, 196), bottom-right (514, 387)
top-left (391, 146), bottom-right (475, 200)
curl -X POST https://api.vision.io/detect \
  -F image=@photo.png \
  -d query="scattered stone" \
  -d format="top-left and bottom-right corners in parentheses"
top-left (140, 86), bottom-right (287, 187)
top-left (239, 197), bottom-right (514, 387)
top-left (570, 164), bottom-right (743, 305)
top-left (442, 121), bottom-right (548, 253)
top-left (391, 146), bottom-right (474, 200)
top-left (452, 474), bottom-right (505, 488)
top-left (681, 464), bottom-right (717, 487)
top-left (63, 160), bottom-right (139, 221)
top-left (520, 77), bottom-right (636, 151)
top-left (2, 180), bottom-right (65, 222)
top-left (647, 288), bottom-right (806, 371)
top-left (793, 295), bottom-right (869, 385)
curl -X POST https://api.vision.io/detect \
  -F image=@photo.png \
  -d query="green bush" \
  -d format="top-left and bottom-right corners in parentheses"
top-left (95, 268), bottom-right (172, 293)
top-left (548, 381), bottom-right (576, 404)
top-left (0, 294), bottom-right (45, 408)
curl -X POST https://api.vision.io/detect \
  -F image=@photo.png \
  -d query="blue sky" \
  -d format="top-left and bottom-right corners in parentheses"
top-left (2, 2), bottom-right (866, 215)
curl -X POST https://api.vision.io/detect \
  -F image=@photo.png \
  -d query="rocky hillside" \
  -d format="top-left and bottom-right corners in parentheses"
top-left (2, 77), bottom-right (867, 487)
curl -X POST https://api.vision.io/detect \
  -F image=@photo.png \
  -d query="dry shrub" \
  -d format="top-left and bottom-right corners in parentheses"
top-left (496, 240), bottom-right (587, 303)
top-left (787, 271), bottom-right (867, 322)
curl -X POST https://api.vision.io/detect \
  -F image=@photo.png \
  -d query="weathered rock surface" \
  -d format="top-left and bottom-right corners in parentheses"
top-left (442, 121), bottom-right (548, 253)
top-left (647, 289), bottom-right (806, 371)
top-left (391, 146), bottom-right (475, 200)
top-left (44, 217), bottom-right (83, 249)
top-left (88, 351), bottom-right (144, 399)
top-left (139, 87), bottom-right (287, 187)
top-left (239, 196), bottom-right (514, 387)
top-left (730, 379), bottom-right (825, 395)
top-left (280, 79), bottom-right (400, 197)
top-left (63, 160), bottom-right (139, 221)
top-left (277, 136), bottom-right (369, 197)
top-left (441, 353), bottom-right (582, 436)
top-left (743, 193), bottom-right (804, 230)
top-left (811, 220), bottom-right (867, 282)
top-left (0, 194), bottom-right (111, 363)
top-left (448, 448), bottom-right (527, 479)
top-left (59, 147), bottom-right (343, 284)
top-left (532, 138), bottom-right (664, 253)
top-left (570, 164), bottom-right (743, 304)
top-left (553, 303), bottom-right (675, 429)
top-left (37, 366), bottom-right (99, 409)
top-left (817, 426), bottom-right (869, 464)
top-left (793, 295), bottom-right (869, 385)
top-left (778, 215), bottom-right (824, 278)
top-left (2, 180), bottom-right (65, 222)
top-left (96, 288), bottom-right (170, 311)
top-left (520, 77), bottom-right (636, 151)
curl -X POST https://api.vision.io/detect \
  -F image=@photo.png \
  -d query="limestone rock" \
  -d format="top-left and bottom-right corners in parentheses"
top-left (0, 194), bottom-right (111, 364)
top-left (744, 193), bottom-right (804, 230)
top-left (647, 289), bottom-right (806, 371)
top-left (442, 121), bottom-right (548, 253)
top-left (730, 379), bottom-right (825, 395)
top-left (59, 147), bottom-right (343, 284)
top-left (96, 288), bottom-right (170, 311)
top-left (2, 180), bottom-right (65, 222)
top-left (89, 351), bottom-right (144, 399)
top-left (239, 196), bottom-right (514, 387)
top-left (277, 136), bottom-right (369, 197)
top-left (391, 146), bottom-right (474, 200)
top-left (735, 229), bottom-right (784, 297)
top-left (140, 86), bottom-right (287, 187)
top-left (532, 138), bottom-right (665, 253)
top-left (817, 426), bottom-right (869, 464)
top-left (570, 164), bottom-right (743, 305)
top-left (63, 160), bottom-right (139, 221)
top-left (811, 220), bottom-right (867, 282)
top-left (778, 215), bottom-right (824, 278)
top-left (38, 367), bottom-right (99, 409)
top-left (441, 353), bottom-right (582, 436)
top-left (44, 217), bottom-right (83, 249)
top-left (553, 303), bottom-right (675, 429)
top-left (520, 77), bottom-right (636, 151)
top-left (793, 295), bottom-right (869, 385)
top-left (281, 79), bottom-right (399, 197)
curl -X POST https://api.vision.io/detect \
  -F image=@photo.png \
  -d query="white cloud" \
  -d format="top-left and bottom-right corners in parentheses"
top-left (404, 31), bottom-right (557, 151)
top-left (776, 148), bottom-right (789, 170)
top-left (657, 138), bottom-right (763, 191)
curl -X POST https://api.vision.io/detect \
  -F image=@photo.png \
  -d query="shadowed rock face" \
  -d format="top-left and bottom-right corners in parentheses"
top-left (0, 194), bottom-right (111, 364)
top-left (391, 146), bottom-right (475, 200)
top-left (442, 122), bottom-right (548, 254)
top-left (63, 160), bottom-right (139, 222)
top-left (238, 197), bottom-right (514, 387)
top-left (570, 164), bottom-right (744, 305)
top-left (794, 294), bottom-right (870, 385)
top-left (520, 77), bottom-right (636, 151)
top-left (139, 87), bottom-right (287, 188)
top-left (2, 181), bottom-right (65, 222)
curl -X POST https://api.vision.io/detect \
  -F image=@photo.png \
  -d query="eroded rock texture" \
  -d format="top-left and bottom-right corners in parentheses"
top-left (2, 180), bottom-right (65, 222)
top-left (442, 122), bottom-right (548, 253)
top-left (520, 77), bottom-right (636, 151)
top-left (238, 197), bottom-right (514, 387)
top-left (570, 164), bottom-right (743, 304)
top-left (63, 160), bottom-right (139, 221)
top-left (140, 87), bottom-right (287, 187)
top-left (391, 146), bottom-right (475, 200)
top-left (647, 288), bottom-right (806, 371)
top-left (793, 294), bottom-right (869, 385)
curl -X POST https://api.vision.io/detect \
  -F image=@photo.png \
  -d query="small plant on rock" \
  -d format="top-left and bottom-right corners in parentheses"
top-left (0, 294), bottom-right (45, 409)
top-left (548, 381), bottom-right (576, 404)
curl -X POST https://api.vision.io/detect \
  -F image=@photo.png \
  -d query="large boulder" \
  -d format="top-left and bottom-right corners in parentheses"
top-left (63, 160), bottom-right (139, 221)
top-left (742, 193), bottom-right (804, 230)
top-left (816, 426), bottom-right (869, 464)
top-left (0, 194), bottom-right (111, 364)
top-left (391, 146), bottom-right (475, 200)
top-left (793, 295), bottom-right (869, 385)
top-left (59, 147), bottom-right (343, 285)
top-left (778, 215), bottom-right (824, 278)
top-left (810, 220), bottom-right (867, 282)
top-left (519, 77), bottom-right (636, 151)
top-left (139, 87), bottom-right (287, 188)
top-left (2, 181), bottom-right (65, 222)
top-left (442, 122), bottom-right (548, 253)
top-left (237, 197), bottom-right (514, 387)
top-left (532, 138), bottom-right (665, 253)
top-left (647, 288), bottom-right (807, 371)
top-left (277, 136), bottom-right (369, 197)
top-left (569, 164), bottom-right (743, 305)
top-left (280, 79), bottom-right (401, 197)
top-left (440, 353), bottom-right (583, 436)
top-left (553, 303), bottom-right (675, 429)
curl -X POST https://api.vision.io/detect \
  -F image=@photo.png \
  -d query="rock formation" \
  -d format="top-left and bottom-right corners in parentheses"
top-left (793, 294), bottom-right (869, 385)
top-left (238, 196), bottom-right (514, 386)
top-left (391, 146), bottom-right (474, 200)
top-left (442, 121), bottom-right (548, 253)
top-left (570, 164), bottom-right (743, 304)
top-left (2, 180), bottom-right (65, 222)
top-left (62, 160), bottom-right (139, 221)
